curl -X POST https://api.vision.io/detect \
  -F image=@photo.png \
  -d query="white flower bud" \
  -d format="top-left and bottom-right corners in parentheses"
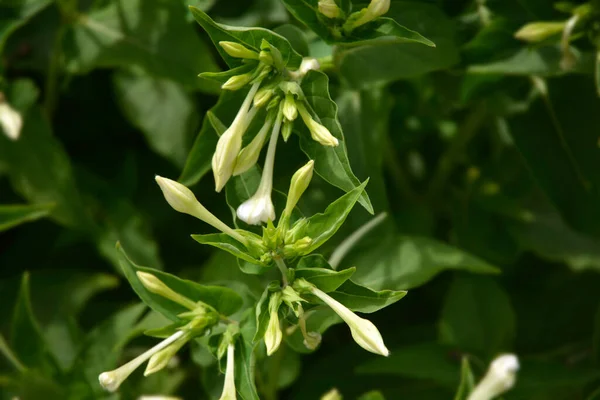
top-left (284, 160), bottom-right (314, 217)
top-left (219, 344), bottom-right (237, 400)
top-left (468, 354), bottom-right (519, 400)
top-left (318, 0), bottom-right (341, 18)
top-left (155, 176), bottom-right (248, 245)
top-left (283, 93), bottom-right (297, 121)
top-left (254, 86), bottom-right (275, 108)
top-left (219, 41), bottom-right (259, 60)
top-left (514, 22), bottom-right (565, 43)
top-left (345, 0), bottom-right (390, 30)
top-left (136, 271), bottom-right (197, 310)
top-left (0, 94), bottom-right (23, 141)
top-left (321, 388), bottom-right (342, 400)
top-left (299, 58), bottom-right (320, 75)
top-left (233, 113), bottom-right (274, 176)
top-left (99, 331), bottom-right (185, 392)
top-left (310, 285), bottom-right (389, 356)
top-left (265, 294), bottom-right (283, 356)
top-left (297, 102), bottom-right (339, 147)
top-left (213, 83), bottom-right (261, 192)
top-left (145, 334), bottom-right (188, 376)
top-left (222, 72), bottom-right (253, 91)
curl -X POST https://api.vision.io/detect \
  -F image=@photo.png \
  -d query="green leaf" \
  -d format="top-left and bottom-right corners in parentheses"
top-left (274, 24), bottom-right (309, 57)
top-left (113, 70), bottom-right (199, 168)
top-left (189, 6), bottom-right (303, 70)
top-left (10, 273), bottom-right (48, 369)
top-left (439, 275), bottom-right (515, 357)
top-left (191, 233), bottom-right (263, 265)
top-left (63, 0), bottom-right (218, 90)
top-left (117, 243), bottom-right (244, 319)
top-left (253, 282), bottom-right (279, 342)
top-left (199, 63), bottom-right (257, 85)
top-left (299, 70), bottom-right (373, 213)
top-left (356, 342), bottom-right (460, 388)
top-left (453, 357), bottom-right (475, 400)
top-left (358, 391), bottom-right (386, 400)
top-left (295, 266), bottom-right (355, 293)
top-left (336, 2), bottom-right (459, 88)
top-left (0, 0), bottom-right (51, 54)
top-left (236, 315), bottom-right (261, 400)
top-left (343, 18), bottom-right (435, 47)
top-left (349, 235), bottom-right (500, 290)
top-left (0, 203), bottom-right (53, 232)
top-left (289, 180), bottom-right (368, 255)
top-left (330, 280), bottom-right (407, 313)
top-left (0, 106), bottom-right (95, 230)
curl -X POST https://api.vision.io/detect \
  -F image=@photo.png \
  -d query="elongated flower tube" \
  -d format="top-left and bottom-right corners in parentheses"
top-left (0, 94), bottom-right (22, 141)
top-left (219, 41), bottom-right (259, 60)
top-left (213, 83), bottom-right (261, 192)
top-left (296, 102), bottom-right (339, 147)
top-left (307, 282), bottom-right (389, 356)
top-left (467, 354), bottom-right (519, 400)
top-left (99, 330), bottom-right (185, 392)
top-left (137, 271), bottom-right (197, 310)
top-left (236, 106), bottom-right (283, 225)
top-left (219, 344), bottom-right (237, 400)
top-left (155, 176), bottom-right (248, 245)
top-left (145, 332), bottom-right (190, 376)
top-left (233, 111), bottom-right (276, 176)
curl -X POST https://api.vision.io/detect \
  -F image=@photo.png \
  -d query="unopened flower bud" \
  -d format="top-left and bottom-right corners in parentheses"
top-left (233, 113), bottom-right (274, 176)
top-left (265, 293), bottom-right (283, 356)
top-left (219, 344), bottom-right (237, 400)
top-left (297, 102), bottom-right (338, 147)
top-left (467, 354), bottom-right (519, 400)
top-left (318, 0), bottom-right (341, 18)
top-left (321, 388), bottom-right (342, 400)
top-left (136, 271), bottom-right (197, 310)
top-left (145, 334), bottom-right (188, 376)
top-left (254, 86), bottom-right (276, 108)
top-left (345, 0), bottom-right (390, 31)
top-left (284, 160), bottom-right (314, 217)
top-left (515, 22), bottom-right (565, 43)
top-left (283, 93), bottom-right (298, 121)
top-left (219, 41), bottom-right (259, 60)
top-left (259, 50), bottom-right (274, 66)
top-left (0, 94), bottom-right (23, 141)
top-left (281, 120), bottom-right (293, 142)
top-left (222, 72), bottom-right (253, 91)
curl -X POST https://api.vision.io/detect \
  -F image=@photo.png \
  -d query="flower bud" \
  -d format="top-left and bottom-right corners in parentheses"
top-left (284, 160), bottom-right (314, 217)
top-left (236, 192), bottom-right (276, 225)
top-left (254, 86), bottom-right (276, 108)
top-left (222, 72), bottom-right (253, 91)
top-left (136, 271), bottom-right (197, 310)
top-left (321, 388), bottom-right (342, 400)
top-left (309, 283), bottom-right (389, 356)
top-left (514, 22), bottom-right (565, 43)
top-left (219, 41), bottom-right (259, 60)
top-left (155, 176), bottom-right (248, 245)
top-left (145, 335), bottom-right (188, 376)
top-left (0, 94), bottom-right (23, 141)
top-left (318, 0), bottom-right (341, 19)
top-left (467, 354), bottom-right (519, 400)
top-left (344, 0), bottom-right (390, 31)
top-left (259, 50), bottom-right (274, 66)
top-left (219, 344), bottom-right (237, 400)
top-left (265, 293), bottom-right (283, 356)
top-left (283, 93), bottom-right (298, 121)
top-left (233, 114), bottom-right (274, 176)
top-left (297, 102), bottom-right (339, 147)
top-left (281, 120), bottom-right (293, 142)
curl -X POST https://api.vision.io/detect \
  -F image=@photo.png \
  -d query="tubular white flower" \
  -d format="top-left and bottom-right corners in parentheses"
top-left (233, 112), bottom-right (275, 176)
top-left (236, 106), bottom-right (283, 225)
top-left (310, 286), bottom-right (389, 356)
top-left (219, 344), bottom-right (237, 400)
top-left (213, 83), bottom-right (261, 192)
top-left (468, 354), bottom-right (519, 400)
top-left (296, 102), bottom-right (338, 147)
top-left (0, 95), bottom-right (23, 141)
top-left (99, 330), bottom-right (185, 392)
top-left (155, 176), bottom-right (248, 245)
top-left (145, 333), bottom-right (189, 376)
top-left (136, 271), bottom-right (197, 310)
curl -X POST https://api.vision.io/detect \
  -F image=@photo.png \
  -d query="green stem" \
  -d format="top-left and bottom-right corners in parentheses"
top-left (274, 257), bottom-right (288, 287)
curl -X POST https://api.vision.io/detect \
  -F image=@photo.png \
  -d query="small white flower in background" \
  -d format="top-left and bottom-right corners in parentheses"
top-left (155, 176), bottom-right (248, 245)
top-left (213, 83), bottom-right (261, 192)
top-left (299, 58), bottom-right (320, 75)
top-left (304, 282), bottom-right (389, 356)
top-left (467, 354), bottom-right (519, 400)
top-left (0, 93), bottom-right (23, 141)
top-left (318, 0), bottom-right (341, 19)
top-left (236, 106), bottom-right (283, 225)
top-left (219, 344), bottom-right (237, 400)
top-left (296, 102), bottom-right (339, 147)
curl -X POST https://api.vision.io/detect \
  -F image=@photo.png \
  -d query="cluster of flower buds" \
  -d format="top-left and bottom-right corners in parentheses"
top-left (317, 0), bottom-right (391, 34)
top-left (99, 272), bottom-right (219, 392)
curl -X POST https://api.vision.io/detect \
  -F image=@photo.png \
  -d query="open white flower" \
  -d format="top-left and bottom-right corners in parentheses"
top-left (310, 285), bottom-right (389, 356)
top-left (219, 344), bottom-right (237, 400)
top-left (296, 102), bottom-right (338, 147)
top-left (236, 106), bottom-right (283, 225)
top-left (468, 354), bottom-right (519, 400)
top-left (213, 83), bottom-right (261, 192)
top-left (0, 94), bottom-right (23, 141)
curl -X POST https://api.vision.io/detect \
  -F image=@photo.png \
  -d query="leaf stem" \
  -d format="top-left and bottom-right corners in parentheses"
top-left (274, 257), bottom-right (288, 287)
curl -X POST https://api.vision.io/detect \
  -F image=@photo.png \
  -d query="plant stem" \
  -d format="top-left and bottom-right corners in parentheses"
top-left (274, 257), bottom-right (288, 287)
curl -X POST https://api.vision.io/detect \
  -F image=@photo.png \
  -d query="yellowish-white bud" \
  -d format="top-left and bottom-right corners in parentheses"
top-left (318, 0), bottom-right (341, 19)
top-left (219, 41), bottom-right (259, 60)
top-left (254, 87), bottom-right (275, 108)
top-left (145, 334), bottom-right (188, 376)
top-left (99, 331), bottom-right (185, 392)
top-left (321, 388), bottom-right (343, 400)
top-left (284, 160), bottom-right (314, 217)
top-left (155, 176), bottom-right (248, 244)
top-left (233, 113), bottom-right (274, 176)
top-left (310, 285), bottom-right (389, 356)
top-left (138, 396), bottom-right (182, 400)
top-left (222, 72), bottom-right (253, 91)
top-left (0, 94), bottom-right (23, 141)
top-left (213, 83), bottom-right (261, 192)
top-left (515, 22), bottom-right (565, 43)
top-left (346, 0), bottom-right (390, 30)
top-left (297, 102), bottom-right (339, 147)
top-left (136, 271), bottom-right (197, 310)
top-left (265, 294), bottom-right (283, 356)
top-left (468, 354), bottom-right (519, 400)
top-left (283, 93), bottom-right (298, 121)
top-left (219, 344), bottom-right (237, 400)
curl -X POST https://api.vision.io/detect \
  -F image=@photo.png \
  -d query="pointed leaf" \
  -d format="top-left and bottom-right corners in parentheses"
top-left (330, 280), bottom-right (407, 313)
top-left (0, 203), bottom-right (54, 232)
top-left (191, 232), bottom-right (263, 265)
top-left (295, 267), bottom-right (355, 293)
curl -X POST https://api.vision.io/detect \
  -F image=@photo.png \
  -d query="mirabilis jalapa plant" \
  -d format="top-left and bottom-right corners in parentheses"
top-left (98, 2), bottom-right (518, 399)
